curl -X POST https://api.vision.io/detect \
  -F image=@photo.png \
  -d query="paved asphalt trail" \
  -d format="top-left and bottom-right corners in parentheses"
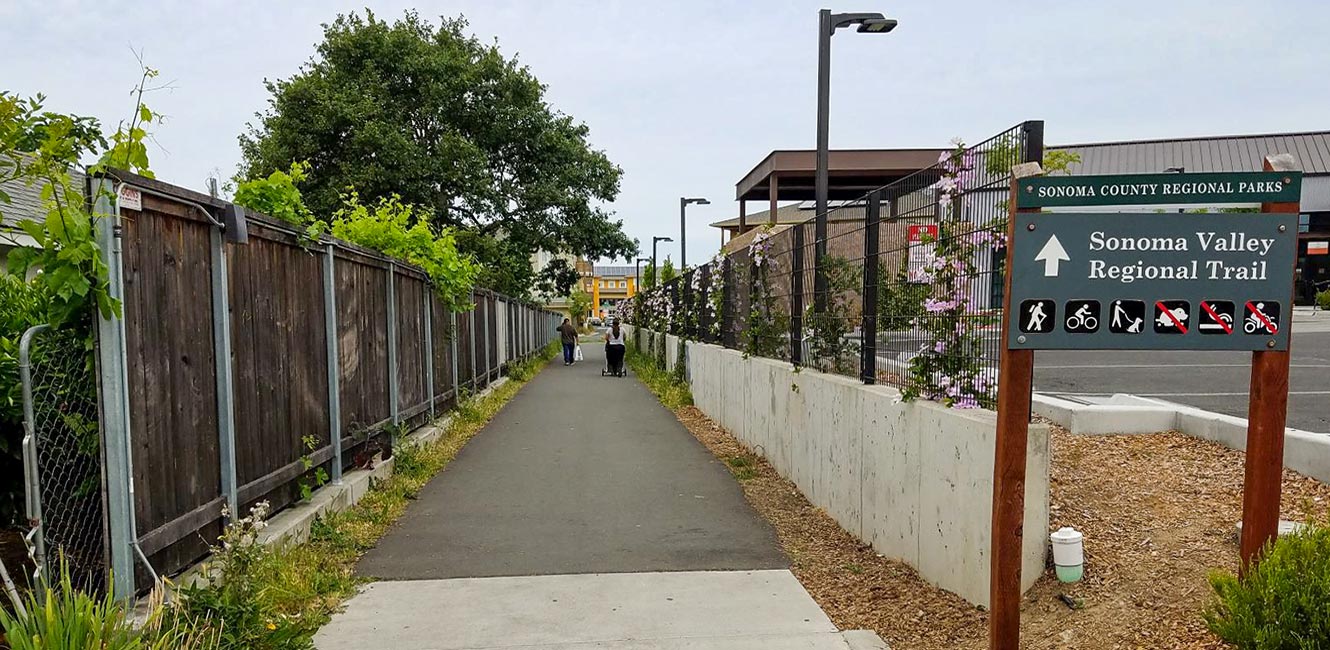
top-left (357, 343), bottom-right (786, 580)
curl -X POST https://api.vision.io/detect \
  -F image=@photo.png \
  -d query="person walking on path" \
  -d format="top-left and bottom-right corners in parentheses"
top-left (604, 319), bottom-right (626, 375)
top-left (558, 318), bottom-right (579, 365)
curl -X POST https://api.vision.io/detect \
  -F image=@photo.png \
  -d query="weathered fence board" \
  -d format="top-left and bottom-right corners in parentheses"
top-left (96, 171), bottom-right (560, 588)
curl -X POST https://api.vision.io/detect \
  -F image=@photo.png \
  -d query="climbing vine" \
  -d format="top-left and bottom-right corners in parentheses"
top-left (901, 139), bottom-right (1000, 409)
top-left (706, 251), bottom-right (726, 340)
top-left (742, 227), bottom-right (787, 359)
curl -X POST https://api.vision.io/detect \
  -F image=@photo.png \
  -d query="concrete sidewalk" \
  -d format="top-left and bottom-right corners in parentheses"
top-left (316, 570), bottom-right (883, 650)
top-left (315, 345), bottom-right (881, 649)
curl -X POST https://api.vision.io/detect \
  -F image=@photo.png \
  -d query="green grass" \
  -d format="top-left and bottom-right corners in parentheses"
top-left (168, 342), bottom-right (559, 649)
top-left (724, 455), bottom-right (758, 481)
top-left (626, 346), bottom-right (693, 409)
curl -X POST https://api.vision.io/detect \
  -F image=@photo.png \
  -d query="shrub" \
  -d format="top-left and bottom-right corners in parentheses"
top-left (172, 502), bottom-right (315, 650)
top-left (0, 559), bottom-right (218, 650)
top-left (1204, 521), bottom-right (1330, 648)
top-left (1317, 289), bottom-right (1330, 311)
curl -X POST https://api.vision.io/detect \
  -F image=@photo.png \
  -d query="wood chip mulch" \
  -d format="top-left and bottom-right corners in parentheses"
top-left (671, 405), bottom-right (1330, 650)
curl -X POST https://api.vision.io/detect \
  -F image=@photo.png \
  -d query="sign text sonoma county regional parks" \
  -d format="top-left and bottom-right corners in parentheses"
top-left (1087, 231), bottom-right (1275, 283)
top-left (1007, 212), bottom-right (1297, 351)
top-left (1018, 171), bottom-right (1301, 208)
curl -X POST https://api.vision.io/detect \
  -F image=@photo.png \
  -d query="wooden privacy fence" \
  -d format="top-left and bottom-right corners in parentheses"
top-left (91, 171), bottom-right (561, 594)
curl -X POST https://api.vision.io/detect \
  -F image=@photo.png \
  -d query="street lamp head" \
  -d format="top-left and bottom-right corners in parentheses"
top-left (857, 17), bottom-right (897, 33)
top-left (829, 11), bottom-right (889, 34)
top-left (653, 236), bottom-right (674, 243)
top-left (683, 197), bottom-right (710, 206)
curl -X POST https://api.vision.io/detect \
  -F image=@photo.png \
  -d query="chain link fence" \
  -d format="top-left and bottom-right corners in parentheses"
top-left (20, 324), bottom-right (105, 591)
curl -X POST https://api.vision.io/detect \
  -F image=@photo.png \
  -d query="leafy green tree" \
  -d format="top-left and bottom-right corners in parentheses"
top-left (238, 10), bottom-right (637, 296)
top-left (330, 192), bottom-right (479, 310)
top-left (660, 258), bottom-right (678, 285)
top-left (568, 288), bottom-right (593, 327)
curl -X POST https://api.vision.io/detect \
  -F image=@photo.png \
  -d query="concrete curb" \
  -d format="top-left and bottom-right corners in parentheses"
top-left (1034, 391), bottom-right (1330, 484)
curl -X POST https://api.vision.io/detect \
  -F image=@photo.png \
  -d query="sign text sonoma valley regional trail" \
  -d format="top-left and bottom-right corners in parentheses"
top-left (1006, 212), bottom-right (1297, 351)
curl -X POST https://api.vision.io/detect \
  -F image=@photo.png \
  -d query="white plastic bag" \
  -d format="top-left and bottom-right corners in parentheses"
top-left (574, 344), bottom-right (584, 361)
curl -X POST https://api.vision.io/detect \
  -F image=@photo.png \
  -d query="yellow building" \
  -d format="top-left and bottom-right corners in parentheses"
top-left (578, 263), bottom-right (637, 320)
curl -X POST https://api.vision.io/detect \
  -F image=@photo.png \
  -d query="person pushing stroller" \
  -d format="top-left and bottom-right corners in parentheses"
top-left (603, 319), bottom-right (627, 377)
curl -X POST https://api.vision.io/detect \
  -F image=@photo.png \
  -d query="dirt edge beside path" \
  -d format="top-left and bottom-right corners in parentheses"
top-left (665, 402), bottom-right (1330, 650)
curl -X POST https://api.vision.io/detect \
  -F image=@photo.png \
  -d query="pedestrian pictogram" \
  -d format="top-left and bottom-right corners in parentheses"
top-left (1064, 300), bottom-right (1100, 333)
top-left (1198, 300), bottom-right (1235, 334)
top-left (1154, 300), bottom-right (1190, 334)
top-left (1108, 300), bottom-right (1145, 334)
top-left (1019, 299), bottom-right (1056, 333)
top-left (1243, 301), bottom-right (1280, 334)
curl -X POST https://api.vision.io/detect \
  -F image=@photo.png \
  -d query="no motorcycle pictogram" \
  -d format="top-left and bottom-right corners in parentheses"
top-left (1244, 301), bottom-right (1280, 334)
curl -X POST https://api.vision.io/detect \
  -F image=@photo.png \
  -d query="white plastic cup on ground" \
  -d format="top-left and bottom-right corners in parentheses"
top-left (1050, 526), bottom-right (1084, 583)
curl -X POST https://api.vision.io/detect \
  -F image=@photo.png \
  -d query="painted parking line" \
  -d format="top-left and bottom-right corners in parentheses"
top-left (1049, 390), bottom-right (1330, 397)
top-left (1038, 364), bottom-right (1330, 369)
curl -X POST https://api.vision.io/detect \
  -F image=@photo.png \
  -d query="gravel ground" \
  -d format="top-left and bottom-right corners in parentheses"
top-left (670, 405), bottom-right (1330, 650)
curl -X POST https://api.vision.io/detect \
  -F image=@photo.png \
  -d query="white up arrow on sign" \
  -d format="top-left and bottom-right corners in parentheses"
top-left (1035, 234), bottom-right (1070, 277)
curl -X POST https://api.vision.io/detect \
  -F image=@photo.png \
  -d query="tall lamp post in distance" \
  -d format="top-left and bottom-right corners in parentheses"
top-left (651, 236), bottom-right (673, 289)
top-left (680, 197), bottom-right (710, 270)
top-left (814, 9), bottom-right (897, 313)
top-left (635, 257), bottom-right (650, 293)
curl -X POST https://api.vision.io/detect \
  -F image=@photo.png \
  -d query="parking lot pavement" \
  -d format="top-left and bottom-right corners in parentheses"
top-left (1032, 330), bottom-right (1330, 432)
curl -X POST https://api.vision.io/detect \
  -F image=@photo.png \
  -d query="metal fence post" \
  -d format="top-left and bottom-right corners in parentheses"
top-left (469, 292), bottom-right (478, 389)
top-left (387, 264), bottom-right (399, 429)
top-left (483, 293), bottom-right (492, 379)
top-left (425, 288), bottom-right (435, 420)
top-left (450, 309), bottom-right (460, 402)
top-left (92, 177), bottom-right (135, 599)
top-left (861, 190), bottom-right (881, 384)
top-left (791, 223), bottom-right (805, 364)
top-left (19, 324), bottom-right (50, 577)
top-left (209, 228), bottom-right (239, 516)
top-left (322, 245), bottom-right (342, 484)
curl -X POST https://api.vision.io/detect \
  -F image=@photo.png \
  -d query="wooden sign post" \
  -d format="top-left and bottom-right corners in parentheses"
top-left (1239, 154), bottom-right (1300, 572)
top-left (990, 156), bottom-right (1302, 648)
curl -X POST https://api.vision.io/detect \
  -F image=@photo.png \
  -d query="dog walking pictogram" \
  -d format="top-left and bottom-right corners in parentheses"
top-left (1109, 300), bottom-right (1145, 334)
top-left (1243, 301), bottom-right (1280, 334)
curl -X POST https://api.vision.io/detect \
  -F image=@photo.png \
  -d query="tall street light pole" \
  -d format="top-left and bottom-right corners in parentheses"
top-left (680, 197), bottom-right (710, 270)
top-left (635, 257), bottom-right (650, 292)
top-left (814, 9), bottom-right (897, 313)
top-left (651, 236), bottom-right (673, 288)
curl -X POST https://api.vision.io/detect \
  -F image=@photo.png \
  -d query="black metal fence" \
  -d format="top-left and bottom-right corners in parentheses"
top-left (630, 121), bottom-right (1043, 408)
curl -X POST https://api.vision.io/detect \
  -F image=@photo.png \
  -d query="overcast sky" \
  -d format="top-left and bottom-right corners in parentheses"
top-left (4, 0), bottom-right (1327, 265)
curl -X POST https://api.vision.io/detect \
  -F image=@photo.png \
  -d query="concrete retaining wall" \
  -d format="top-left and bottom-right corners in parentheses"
top-left (633, 328), bottom-right (1049, 607)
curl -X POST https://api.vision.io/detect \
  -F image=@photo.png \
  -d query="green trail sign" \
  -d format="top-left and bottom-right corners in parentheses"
top-left (1006, 211), bottom-right (1297, 350)
top-left (1017, 171), bottom-right (1301, 208)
